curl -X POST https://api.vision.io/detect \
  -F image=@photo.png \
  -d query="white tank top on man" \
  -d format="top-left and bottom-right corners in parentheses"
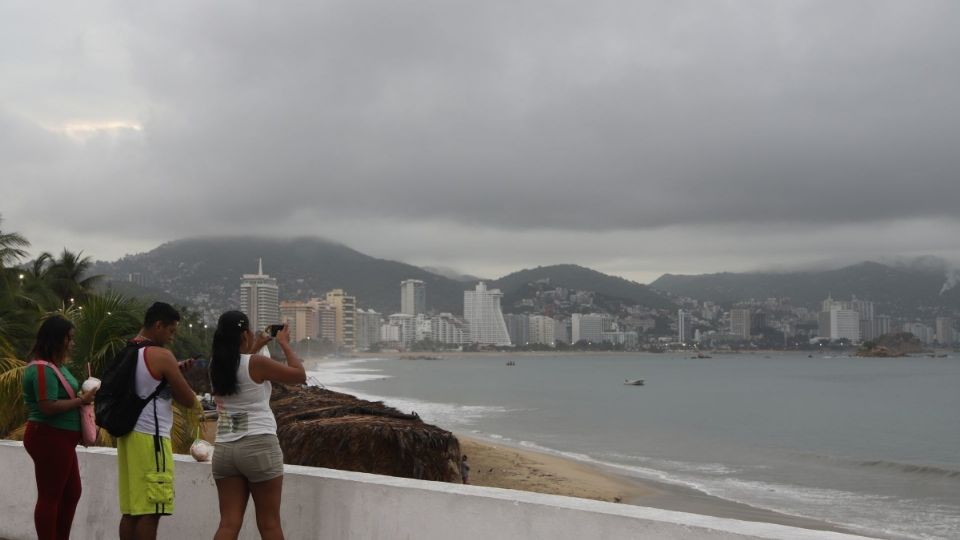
top-left (133, 346), bottom-right (174, 437)
top-left (216, 354), bottom-right (277, 442)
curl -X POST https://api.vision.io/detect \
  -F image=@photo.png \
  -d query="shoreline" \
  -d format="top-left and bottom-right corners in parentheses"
top-left (457, 434), bottom-right (871, 537)
top-left (337, 349), bottom-right (931, 359)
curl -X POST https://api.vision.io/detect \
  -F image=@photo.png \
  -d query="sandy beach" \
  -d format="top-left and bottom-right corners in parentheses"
top-left (458, 435), bottom-right (863, 536)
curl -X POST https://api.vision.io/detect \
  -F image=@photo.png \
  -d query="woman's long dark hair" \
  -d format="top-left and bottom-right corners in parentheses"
top-left (29, 315), bottom-right (74, 364)
top-left (209, 311), bottom-right (250, 396)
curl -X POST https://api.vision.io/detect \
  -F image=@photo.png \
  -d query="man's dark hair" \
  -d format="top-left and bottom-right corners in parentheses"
top-left (144, 302), bottom-right (181, 328)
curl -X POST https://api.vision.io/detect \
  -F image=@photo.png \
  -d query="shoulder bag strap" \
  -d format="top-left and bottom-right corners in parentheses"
top-left (28, 360), bottom-right (77, 399)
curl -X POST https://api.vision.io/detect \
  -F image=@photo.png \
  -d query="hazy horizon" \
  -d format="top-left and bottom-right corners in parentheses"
top-left (79, 234), bottom-right (960, 287)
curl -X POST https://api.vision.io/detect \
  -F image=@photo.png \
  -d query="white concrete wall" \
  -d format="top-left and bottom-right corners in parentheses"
top-left (0, 441), bottom-right (877, 540)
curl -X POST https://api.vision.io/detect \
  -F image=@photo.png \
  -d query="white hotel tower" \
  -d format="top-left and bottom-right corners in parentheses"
top-left (463, 282), bottom-right (512, 346)
top-left (240, 258), bottom-right (280, 334)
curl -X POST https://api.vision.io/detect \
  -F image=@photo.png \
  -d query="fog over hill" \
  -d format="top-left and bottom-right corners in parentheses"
top-left (92, 237), bottom-right (468, 317)
top-left (92, 237), bottom-right (958, 321)
top-left (651, 259), bottom-right (960, 316)
top-left (91, 237), bottom-right (676, 318)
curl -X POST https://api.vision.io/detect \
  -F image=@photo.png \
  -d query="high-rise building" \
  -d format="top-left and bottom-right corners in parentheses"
top-left (388, 313), bottom-right (416, 346)
top-left (279, 301), bottom-right (316, 342)
top-left (829, 309), bottom-right (861, 341)
top-left (415, 314), bottom-right (434, 342)
top-left (847, 298), bottom-right (875, 321)
top-left (400, 279), bottom-right (427, 316)
top-left (554, 318), bottom-right (571, 344)
top-left (325, 289), bottom-right (356, 350)
top-left (678, 309), bottom-right (693, 344)
top-left (240, 258), bottom-right (279, 335)
top-left (379, 322), bottom-right (402, 344)
top-left (701, 301), bottom-right (720, 321)
top-left (817, 311), bottom-right (832, 338)
top-left (430, 313), bottom-right (470, 345)
top-left (463, 282), bottom-right (511, 346)
top-left (571, 313), bottom-right (608, 344)
top-left (355, 309), bottom-right (383, 351)
top-left (904, 322), bottom-right (934, 344)
top-left (729, 309), bottom-right (752, 339)
top-left (504, 314), bottom-right (530, 346)
top-left (528, 315), bottom-right (556, 346)
top-left (309, 300), bottom-right (337, 343)
top-left (935, 317), bottom-right (955, 345)
top-left (821, 295), bottom-right (875, 340)
top-left (872, 315), bottom-right (892, 338)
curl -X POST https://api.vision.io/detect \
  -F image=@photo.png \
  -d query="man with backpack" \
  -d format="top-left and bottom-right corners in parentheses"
top-left (99, 302), bottom-right (199, 540)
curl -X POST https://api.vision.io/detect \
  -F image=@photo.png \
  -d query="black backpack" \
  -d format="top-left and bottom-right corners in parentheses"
top-left (95, 339), bottom-right (168, 437)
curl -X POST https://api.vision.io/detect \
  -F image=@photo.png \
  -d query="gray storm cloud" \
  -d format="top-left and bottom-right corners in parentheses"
top-left (2, 1), bottom-right (960, 274)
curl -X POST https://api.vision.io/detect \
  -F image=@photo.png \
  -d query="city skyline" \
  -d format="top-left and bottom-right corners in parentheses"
top-left (4, 2), bottom-right (960, 285)
top-left (262, 254), bottom-right (958, 349)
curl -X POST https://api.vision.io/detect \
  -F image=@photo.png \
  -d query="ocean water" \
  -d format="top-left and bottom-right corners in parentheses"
top-left (306, 352), bottom-right (960, 540)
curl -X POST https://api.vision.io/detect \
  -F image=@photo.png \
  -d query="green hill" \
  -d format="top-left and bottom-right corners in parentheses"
top-left (651, 261), bottom-right (960, 316)
top-left (492, 264), bottom-right (674, 310)
top-left (93, 238), bottom-right (677, 319)
top-left (92, 237), bottom-right (467, 316)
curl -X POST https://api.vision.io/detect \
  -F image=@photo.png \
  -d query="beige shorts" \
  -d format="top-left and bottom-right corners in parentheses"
top-left (212, 434), bottom-right (284, 483)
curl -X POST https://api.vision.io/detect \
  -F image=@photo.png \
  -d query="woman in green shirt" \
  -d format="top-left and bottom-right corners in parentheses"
top-left (22, 315), bottom-right (96, 540)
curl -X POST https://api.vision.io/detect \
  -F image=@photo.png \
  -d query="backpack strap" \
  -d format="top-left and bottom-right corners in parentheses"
top-left (28, 360), bottom-right (77, 400)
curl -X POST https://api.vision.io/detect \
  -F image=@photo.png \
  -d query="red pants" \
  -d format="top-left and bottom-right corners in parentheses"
top-left (23, 421), bottom-right (82, 540)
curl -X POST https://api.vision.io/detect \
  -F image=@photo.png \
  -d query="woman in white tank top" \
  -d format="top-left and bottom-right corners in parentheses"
top-left (209, 311), bottom-right (306, 540)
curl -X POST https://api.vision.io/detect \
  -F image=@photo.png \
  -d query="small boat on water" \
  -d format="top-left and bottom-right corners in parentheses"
top-left (506, 360), bottom-right (516, 366)
top-left (624, 378), bottom-right (645, 386)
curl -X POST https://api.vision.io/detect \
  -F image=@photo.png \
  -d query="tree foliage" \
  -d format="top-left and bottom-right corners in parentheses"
top-left (0, 215), bottom-right (211, 442)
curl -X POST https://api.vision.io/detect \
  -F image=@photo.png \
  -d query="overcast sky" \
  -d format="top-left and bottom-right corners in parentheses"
top-left (2, 1), bottom-right (959, 283)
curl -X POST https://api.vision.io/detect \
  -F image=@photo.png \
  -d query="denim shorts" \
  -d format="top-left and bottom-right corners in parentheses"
top-left (212, 434), bottom-right (284, 483)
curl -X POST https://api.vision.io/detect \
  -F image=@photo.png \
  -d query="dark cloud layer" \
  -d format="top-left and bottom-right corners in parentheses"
top-left (2, 1), bottom-right (959, 280)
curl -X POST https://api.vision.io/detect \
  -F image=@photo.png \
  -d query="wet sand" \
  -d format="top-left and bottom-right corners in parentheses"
top-left (458, 435), bottom-right (866, 536)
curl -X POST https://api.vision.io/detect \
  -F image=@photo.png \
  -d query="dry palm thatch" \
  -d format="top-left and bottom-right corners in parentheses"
top-left (272, 385), bottom-right (462, 482)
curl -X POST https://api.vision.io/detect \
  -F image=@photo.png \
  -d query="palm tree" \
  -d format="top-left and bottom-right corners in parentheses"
top-left (67, 293), bottom-right (143, 377)
top-left (0, 344), bottom-right (28, 437)
top-left (47, 249), bottom-right (102, 306)
top-left (11, 252), bottom-right (59, 316)
top-left (0, 216), bottom-right (33, 356)
top-left (0, 216), bottom-right (30, 269)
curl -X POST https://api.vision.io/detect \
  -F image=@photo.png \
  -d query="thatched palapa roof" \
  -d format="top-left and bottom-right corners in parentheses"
top-left (271, 384), bottom-right (462, 482)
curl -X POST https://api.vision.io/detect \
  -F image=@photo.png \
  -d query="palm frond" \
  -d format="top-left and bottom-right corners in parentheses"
top-left (5, 423), bottom-right (26, 441)
top-left (0, 215), bottom-right (31, 268)
top-left (0, 356), bottom-right (28, 437)
top-left (69, 293), bottom-right (143, 377)
top-left (172, 401), bottom-right (203, 454)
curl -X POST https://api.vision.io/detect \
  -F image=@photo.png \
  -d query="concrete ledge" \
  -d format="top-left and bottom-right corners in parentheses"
top-left (0, 441), bottom-right (878, 539)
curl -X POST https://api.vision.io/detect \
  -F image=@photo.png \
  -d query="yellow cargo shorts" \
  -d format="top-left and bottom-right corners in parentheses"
top-left (117, 431), bottom-right (175, 516)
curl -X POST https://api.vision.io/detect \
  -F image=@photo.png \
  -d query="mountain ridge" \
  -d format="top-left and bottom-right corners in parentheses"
top-left (651, 260), bottom-right (960, 316)
top-left (92, 236), bottom-right (675, 317)
top-left (92, 237), bottom-right (958, 320)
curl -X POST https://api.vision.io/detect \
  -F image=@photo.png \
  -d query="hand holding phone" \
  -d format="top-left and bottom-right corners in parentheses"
top-left (267, 324), bottom-right (285, 337)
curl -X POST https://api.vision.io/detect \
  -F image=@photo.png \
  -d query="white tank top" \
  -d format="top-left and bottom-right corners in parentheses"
top-left (133, 346), bottom-right (174, 437)
top-left (215, 354), bottom-right (277, 442)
